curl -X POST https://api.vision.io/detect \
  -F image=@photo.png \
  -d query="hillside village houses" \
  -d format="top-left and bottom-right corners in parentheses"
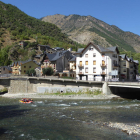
top-left (0, 41), bottom-right (139, 81)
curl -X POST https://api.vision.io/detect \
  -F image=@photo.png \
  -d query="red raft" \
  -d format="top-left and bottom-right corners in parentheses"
top-left (19, 98), bottom-right (33, 103)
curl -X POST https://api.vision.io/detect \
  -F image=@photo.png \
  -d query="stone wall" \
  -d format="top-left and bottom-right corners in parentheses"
top-left (7, 77), bottom-right (105, 94)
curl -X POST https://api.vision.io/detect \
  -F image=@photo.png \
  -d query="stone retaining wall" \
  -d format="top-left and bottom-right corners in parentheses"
top-left (7, 78), bottom-right (106, 94)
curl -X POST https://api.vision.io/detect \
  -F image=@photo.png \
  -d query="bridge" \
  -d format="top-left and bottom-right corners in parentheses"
top-left (0, 77), bottom-right (140, 99)
top-left (108, 82), bottom-right (140, 99)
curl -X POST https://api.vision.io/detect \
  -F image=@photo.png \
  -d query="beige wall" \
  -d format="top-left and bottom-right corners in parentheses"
top-left (21, 61), bottom-right (39, 74)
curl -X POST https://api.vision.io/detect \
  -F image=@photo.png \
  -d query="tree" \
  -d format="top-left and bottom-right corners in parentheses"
top-left (42, 67), bottom-right (54, 76)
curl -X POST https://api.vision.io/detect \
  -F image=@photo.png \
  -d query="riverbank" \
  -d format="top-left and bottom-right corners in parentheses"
top-left (0, 92), bottom-right (121, 100)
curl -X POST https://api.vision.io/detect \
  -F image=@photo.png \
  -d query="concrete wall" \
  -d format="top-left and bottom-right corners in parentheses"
top-left (4, 77), bottom-right (106, 94)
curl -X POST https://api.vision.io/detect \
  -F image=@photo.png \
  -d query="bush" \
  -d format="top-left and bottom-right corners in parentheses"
top-left (26, 68), bottom-right (36, 76)
top-left (42, 67), bottom-right (54, 76)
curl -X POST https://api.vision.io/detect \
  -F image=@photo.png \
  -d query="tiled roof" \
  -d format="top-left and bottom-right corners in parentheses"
top-left (69, 55), bottom-right (76, 62)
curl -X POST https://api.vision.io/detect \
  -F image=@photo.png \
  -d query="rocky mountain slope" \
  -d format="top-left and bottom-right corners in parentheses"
top-left (42, 14), bottom-right (140, 52)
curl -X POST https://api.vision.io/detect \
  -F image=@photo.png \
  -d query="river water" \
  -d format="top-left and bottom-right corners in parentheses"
top-left (0, 97), bottom-right (140, 140)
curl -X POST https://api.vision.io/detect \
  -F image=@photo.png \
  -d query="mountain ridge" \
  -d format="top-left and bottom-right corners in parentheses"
top-left (42, 14), bottom-right (140, 52)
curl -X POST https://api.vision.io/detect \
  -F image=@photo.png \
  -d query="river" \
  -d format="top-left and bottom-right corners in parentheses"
top-left (0, 97), bottom-right (140, 140)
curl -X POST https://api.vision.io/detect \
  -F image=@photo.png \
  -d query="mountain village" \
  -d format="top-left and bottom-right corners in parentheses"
top-left (0, 41), bottom-right (139, 82)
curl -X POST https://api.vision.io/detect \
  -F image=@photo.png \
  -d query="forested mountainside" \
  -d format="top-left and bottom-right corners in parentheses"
top-left (0, 1), bottom-right (83, 66)
top-left (42, 14), bottom-right (140, 53)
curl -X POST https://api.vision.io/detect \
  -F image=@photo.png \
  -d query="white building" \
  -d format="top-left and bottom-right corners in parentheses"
top-left (75, 42), bottom-right (119, 81)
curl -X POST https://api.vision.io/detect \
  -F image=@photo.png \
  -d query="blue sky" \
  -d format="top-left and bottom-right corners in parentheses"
top-left (1, 0), bottom-right (140, 35)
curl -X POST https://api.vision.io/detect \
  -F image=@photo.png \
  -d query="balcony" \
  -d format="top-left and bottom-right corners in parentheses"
top-left (78, 64), bottom-right (84, 68)
top-left (78, 72), bottom-right (84, 75)
top-left (100, 71), bottom-right (106, 75)
top-left (113, 63), bottom-right (119, 67)
top-left (100, 64), bottom-right (106, 67)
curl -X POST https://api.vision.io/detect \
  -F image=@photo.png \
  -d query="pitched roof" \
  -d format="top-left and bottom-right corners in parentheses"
top-left (119, 54), bottom-right (126, 59)
top-left (69, 55), bottom-right (76, 62)
top-left (45, 50), bottom-right (72, 62)
top-left (11, 59), bottom-right (40, 66)
top-left (107, 46), bottom-right (119, 53)
top-left (133, 60), bottom-right (139, 64)
top-left (75, 42), bottom-right (119, 54)
top-left (54, 47), bottom-right (64, 50)
top-left (1, 66), bottom-right (12, 71)
top-left (97, 45), bottom-right (111, 52)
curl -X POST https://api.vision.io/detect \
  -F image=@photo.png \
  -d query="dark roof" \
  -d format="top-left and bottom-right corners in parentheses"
top-left (1, 66), bottom-right (12, 71)
top-left (11, 59), bottom-right (40, 66)
top-left (69, 55), bottom-right (76, 62)
top-left (75, 48), bottom-right (84, 54)
top-left (75, 42), bottom-right (119, 54)
top-left (97, 45), bottom-right (111, 52)
top-left (119, 54), bottom-right (126, 59)
top-left (107, 46), bottom-right (119, 53)
top-left (45, 50), bottom-right (70, 62)
top-left (54, 47), bottom-right (64, 50)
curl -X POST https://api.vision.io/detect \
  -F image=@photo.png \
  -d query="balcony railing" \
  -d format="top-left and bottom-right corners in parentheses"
top-left (100, 64), bottom-right (106, 67)
top-left (78, 72), bottom-right (84, 75)
top-left (100, 71), bottom-right (106, 75)
top-left (113, 64), bottom-right (119, 67)
top-left (78, 64), bottom-right (84, 67)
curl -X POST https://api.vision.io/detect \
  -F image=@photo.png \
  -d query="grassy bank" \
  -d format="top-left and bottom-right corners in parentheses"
top-left (42, 89), bottom-right (102, 96)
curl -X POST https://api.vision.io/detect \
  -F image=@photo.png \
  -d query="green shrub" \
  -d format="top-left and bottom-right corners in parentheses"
top-left (42, 67), bottom-right (54, 76)
top-left (0, 87), bottom-right (8, 93)
top-left (26, 68), bottom-right (36, 76)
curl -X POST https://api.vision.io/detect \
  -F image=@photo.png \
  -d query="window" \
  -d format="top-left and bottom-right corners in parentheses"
top-left (85, 61), bottom-right (88, 65)
top-left (24, 66), bottom-right (26, 68)
top-left (85, 67), bottom-right (88, 73)
top-left (102, 60), bottom-right (105, 65)
top-left (3, 68), bottom-right (5, 71)
top-left (80, 54), bottom-right (82, 57)
top-left (29, 66), bottom-right (31, 68)
top-left (79, 61), bottom-right (82, 66)
top-left (85, 54), bottom-right (88, 58)
top-left (93, 67), bottom-right (96, 73)
top-left (93, 61), bottom-right (96, 65)
top-left (24, 70), bottom-right (26, 73)
top-left (93, 53), bottom-right (96, 57)
top-left (89, 47), bottom-right (93, 51)
top-left (112, 54), bottom-right (117, 58)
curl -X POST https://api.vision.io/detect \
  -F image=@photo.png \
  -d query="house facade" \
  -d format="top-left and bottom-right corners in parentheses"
top-left (11, 59), bottom-right (40, 75)
top-left (1, 66), bottom-right (12, 74)
top-left (119, 54), bottom-right (139, 80)
top-left (75, 42), bottom-right (119, 81)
